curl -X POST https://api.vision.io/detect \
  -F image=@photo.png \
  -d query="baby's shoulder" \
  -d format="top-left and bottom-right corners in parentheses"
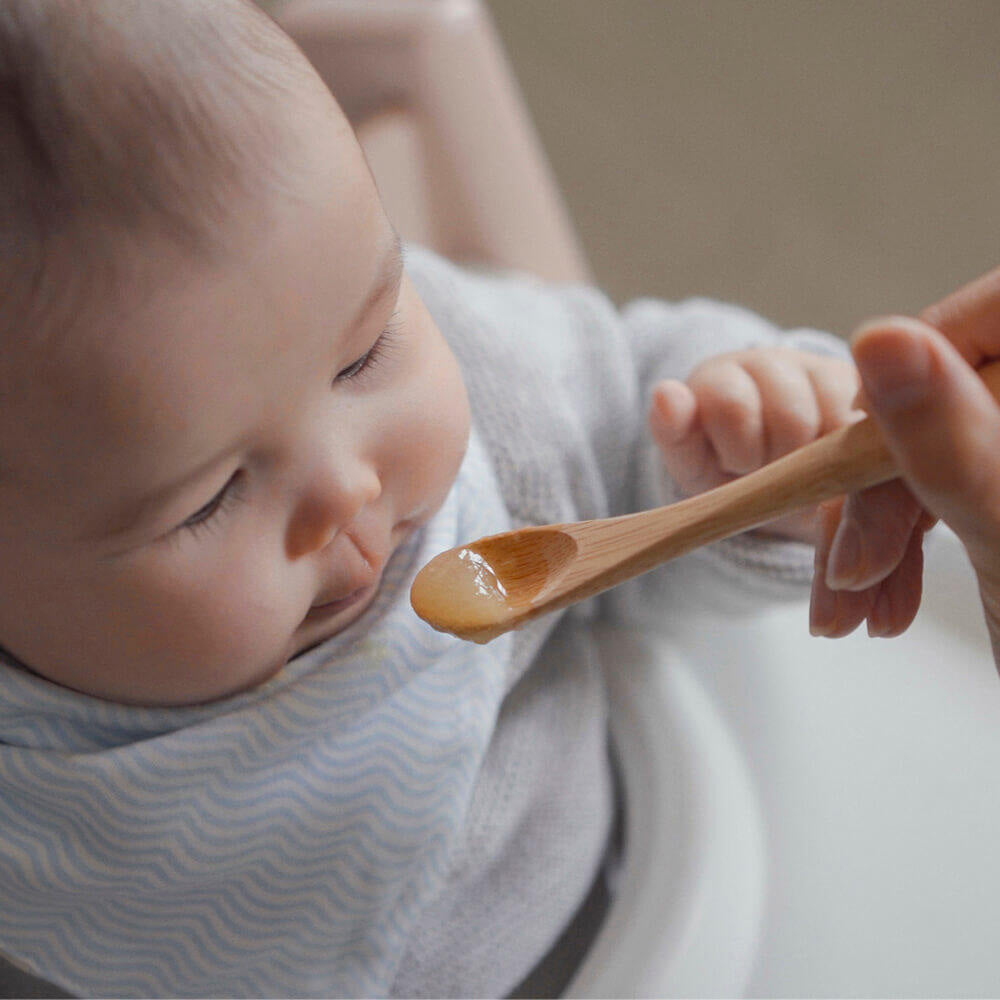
top-left (406, 246), bottom-right (639, 527)
top-left (405, 245), bottom-right (624, 364)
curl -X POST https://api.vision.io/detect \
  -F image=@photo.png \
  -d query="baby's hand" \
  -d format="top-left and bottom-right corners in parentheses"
top-left (649, 347), bottom-right (861, 541)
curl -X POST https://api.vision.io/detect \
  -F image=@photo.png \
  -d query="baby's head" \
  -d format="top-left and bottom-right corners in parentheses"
top-left (0, 0), bottom-right (470, 705)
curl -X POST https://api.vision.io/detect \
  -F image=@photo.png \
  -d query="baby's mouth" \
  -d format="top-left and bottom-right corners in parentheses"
top-left (297, 519), bottom-right (415, 635)
top-left (302, 585), bottom-right (372, 625)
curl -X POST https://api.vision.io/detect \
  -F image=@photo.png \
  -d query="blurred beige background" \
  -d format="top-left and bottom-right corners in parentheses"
top-left (487, 0), bottom-right (1000, 336)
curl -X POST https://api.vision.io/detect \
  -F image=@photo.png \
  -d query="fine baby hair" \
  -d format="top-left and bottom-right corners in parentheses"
top-left (0, 0), bottom-right (305, 340)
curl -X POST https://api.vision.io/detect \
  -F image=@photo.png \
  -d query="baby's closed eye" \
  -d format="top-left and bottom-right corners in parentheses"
top-left (174, 469), bottom-right (247, 539)
top-left (333, 312), bottom-right (403, 385)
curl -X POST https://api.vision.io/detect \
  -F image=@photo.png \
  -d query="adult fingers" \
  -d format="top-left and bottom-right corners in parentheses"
top-left (846, 266), bottom-right (1000, 422)
top-left (825, 479), bottom-right (924, 591)
top-left (811, 498), bottom-right (926, 638)
top-left (919, 265), bottom-right (1000, 368)
top-left (851, 316), bottom-right (1000, 563)
top-left (810, 499), bottom-right (877, 637)
top-left (865, 527), bottom-right (925, 638)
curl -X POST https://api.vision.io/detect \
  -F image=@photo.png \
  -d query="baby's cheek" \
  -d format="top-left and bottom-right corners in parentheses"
top-left (410, 376), bottom-right (470, 517)
top-left (130, 540), bottom-right (300, 703)
top-left (198, 554), bottom-right (300, 682)
top-left (384, 303), bottom-right (470, 522)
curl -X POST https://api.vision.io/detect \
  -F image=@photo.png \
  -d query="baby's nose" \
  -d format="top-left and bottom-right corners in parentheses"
top-left (285, 462), bottom-right (382, 561)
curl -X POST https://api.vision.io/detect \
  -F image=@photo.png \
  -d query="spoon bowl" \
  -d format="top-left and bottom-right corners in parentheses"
top-left (410, 527), bottom-right (578, 643)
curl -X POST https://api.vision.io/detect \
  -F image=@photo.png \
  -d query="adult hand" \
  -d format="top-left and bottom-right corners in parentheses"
top-left (809, 266), bottom-right (1000, 666)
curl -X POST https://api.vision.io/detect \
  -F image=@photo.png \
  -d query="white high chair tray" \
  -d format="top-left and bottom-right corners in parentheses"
top-left (570, 526), bottom-right (1000, 998)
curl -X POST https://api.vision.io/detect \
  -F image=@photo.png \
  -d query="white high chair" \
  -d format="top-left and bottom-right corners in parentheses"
top-left (279, 3), bottom-right (1000, 996)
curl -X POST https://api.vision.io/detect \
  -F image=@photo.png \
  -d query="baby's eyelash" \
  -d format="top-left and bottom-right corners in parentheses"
top-left (177, 470), bottom-right (245, 539)
top-left (165, 316), bottom-right (403, 546)
top-left (334, 313), bottom-right (402, 385)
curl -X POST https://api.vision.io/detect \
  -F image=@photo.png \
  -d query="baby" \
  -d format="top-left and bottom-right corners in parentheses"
top-left (0, 1), bottom-right (859, 996)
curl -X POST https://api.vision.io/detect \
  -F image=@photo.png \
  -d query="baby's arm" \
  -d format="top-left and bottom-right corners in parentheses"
top-left (649, 347), bottom-right (861, 541)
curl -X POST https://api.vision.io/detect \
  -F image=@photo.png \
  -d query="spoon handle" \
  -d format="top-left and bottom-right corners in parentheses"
top-left (561, 358), bottom-right (1000, 595)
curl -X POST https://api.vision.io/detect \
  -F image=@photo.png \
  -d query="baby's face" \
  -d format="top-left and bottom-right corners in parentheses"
top-left (0, 96), bottom-right (470, 705)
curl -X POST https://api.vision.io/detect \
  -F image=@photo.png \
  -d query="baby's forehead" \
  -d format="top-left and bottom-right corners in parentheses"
top-left (0, 267), bottom-right (209, 510)
top-left (4, 228), bottom-right (236, 446)
top-left (2, 0), bottom-right (311, 228)
top-left (0, 0), bottom-right (337, 394)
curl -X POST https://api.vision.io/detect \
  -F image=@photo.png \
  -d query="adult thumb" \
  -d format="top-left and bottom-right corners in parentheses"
top-left (852, 316), bottom-right (1000, 563)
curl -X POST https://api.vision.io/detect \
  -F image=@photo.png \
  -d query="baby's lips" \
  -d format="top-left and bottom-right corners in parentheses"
top-left (310, 583), bottom-right (368, 610)
top-left (301, 582), bottom-right (378, 628)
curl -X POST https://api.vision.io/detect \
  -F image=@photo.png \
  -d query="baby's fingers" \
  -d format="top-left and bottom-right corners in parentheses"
top-left (687, 361), bottom-right (765, 473)
top-left (739, 352), bottom-right (823, 461)
top-left (650, 380), bottom-right (726, 494)
top-left (650, 379), bottom-right (697, 445)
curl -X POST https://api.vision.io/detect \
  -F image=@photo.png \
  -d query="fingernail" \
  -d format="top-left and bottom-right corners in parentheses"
top-left (867, 589), bottom-right (893, 638)
top-left (810, 579), bottom-right (836, 636)
top-left (852, 319), bottom-right (932, 413)
top-left (826, 516), bottom-right (862, 589)
top-left (651, 380), bottom-right (676, 416)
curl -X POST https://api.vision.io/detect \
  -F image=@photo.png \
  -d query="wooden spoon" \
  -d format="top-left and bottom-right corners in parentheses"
top-left (411, 359), bottom-right (1000, 644)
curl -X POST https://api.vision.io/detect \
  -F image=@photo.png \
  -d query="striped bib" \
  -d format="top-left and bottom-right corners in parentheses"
top-left (0, 432), bottom-right (513, 997)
